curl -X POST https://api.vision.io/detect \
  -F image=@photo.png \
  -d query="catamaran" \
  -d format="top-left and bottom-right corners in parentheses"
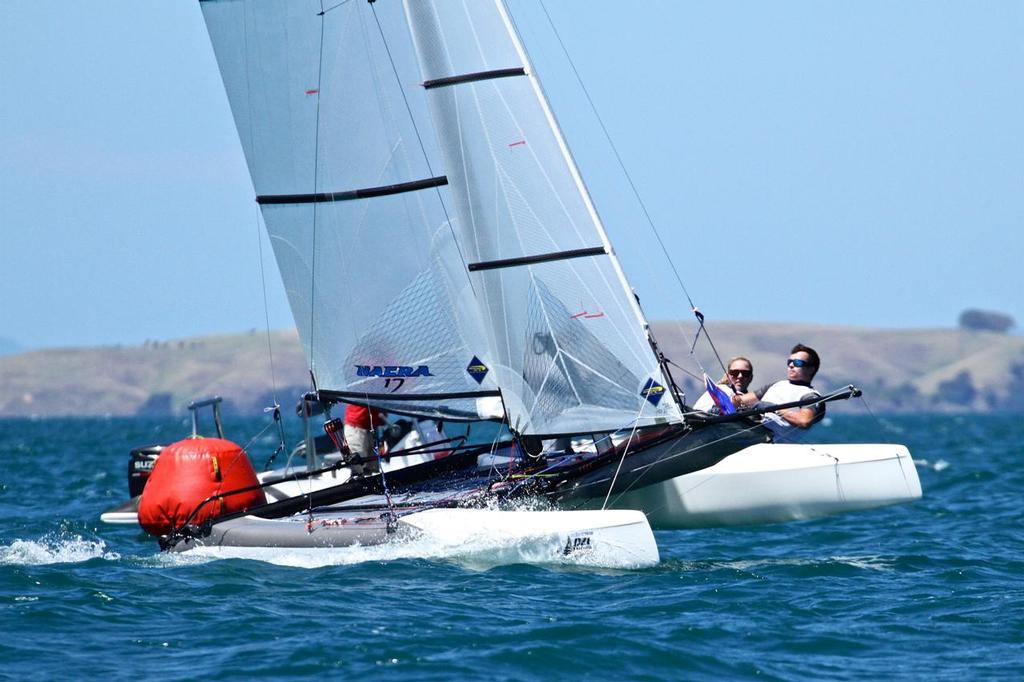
top-left (127, 0), bottom-right (919, 563)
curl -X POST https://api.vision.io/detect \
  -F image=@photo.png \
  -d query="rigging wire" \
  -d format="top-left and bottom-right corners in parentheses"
top-left (290, 1), bottom-right (331, 521)
top-left (606, 420), bottom-right (766, 510)
top-left (320, 0), bottom-right (354, 14)
top-left (533, 0), bottom-right (728, 378)
top-left (237, 5), bottom-right (287, 469)
top-left (598, 395), bottom-right (655, 510)
top-left (254, 209), bottom-right (288, 469)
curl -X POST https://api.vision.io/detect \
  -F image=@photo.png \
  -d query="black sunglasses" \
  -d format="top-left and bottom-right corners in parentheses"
top-left (728, 369), bottom-right (752, 377)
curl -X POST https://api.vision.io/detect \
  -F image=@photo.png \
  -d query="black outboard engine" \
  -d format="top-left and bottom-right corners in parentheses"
top-left (128, 444), bottom-right (164, 498)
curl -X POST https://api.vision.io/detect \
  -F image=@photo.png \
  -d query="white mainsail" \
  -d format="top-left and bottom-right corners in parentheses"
top-left (403, 0), bottom-right (681, 435)
top-left (199, 0), bottom-right (498, 420)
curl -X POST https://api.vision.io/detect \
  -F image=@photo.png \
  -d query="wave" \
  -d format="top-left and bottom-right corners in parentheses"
top-left (172, 530), bottom-right (651, 573)
top-left (0, 533), bottom-right (119, 566)
top-left (658, 554), bottom-right (899, 574)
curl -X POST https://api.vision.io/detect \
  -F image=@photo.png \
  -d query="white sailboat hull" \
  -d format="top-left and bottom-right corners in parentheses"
top-left (401, 509), bottom-right (659, 568)
top-left (607, 443), bottom-right (922, 528)
top-left (178, 508), bottom-right (659, 569)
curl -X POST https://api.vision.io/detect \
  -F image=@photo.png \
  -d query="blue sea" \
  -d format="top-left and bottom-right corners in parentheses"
top-left (1, 414), bottom-right (1021, 680)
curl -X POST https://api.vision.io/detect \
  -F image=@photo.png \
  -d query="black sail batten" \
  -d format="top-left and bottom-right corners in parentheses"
top-left (319, 389), bottom-right (501, 402)
top-left (423, 67), bottom-right (526, 90)
top-left (256, 176), bottom-right (448, 205)
top-left (316, 389), bottom-right (504, 422)
top-left (467, 246), bottom-right (608, 272)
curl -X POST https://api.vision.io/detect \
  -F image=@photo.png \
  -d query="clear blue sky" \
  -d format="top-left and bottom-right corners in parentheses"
top-left (1, 1), bottom-right (1020, 350)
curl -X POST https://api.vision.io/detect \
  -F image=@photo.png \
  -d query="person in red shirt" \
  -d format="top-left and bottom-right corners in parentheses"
top-left (343, 404), bottom-right (387, 475)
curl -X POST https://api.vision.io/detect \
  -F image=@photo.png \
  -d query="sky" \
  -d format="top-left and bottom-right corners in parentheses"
top-left (1, 1), bottom-right (1021, 351)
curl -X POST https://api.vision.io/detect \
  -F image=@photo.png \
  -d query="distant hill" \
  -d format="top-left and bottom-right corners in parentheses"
top-left (1, 324), bottom-right (1021, 417)
top-left (0, 331), bottom-right (309, 418)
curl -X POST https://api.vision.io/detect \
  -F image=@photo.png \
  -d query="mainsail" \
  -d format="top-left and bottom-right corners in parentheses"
top-left (403, 0), bottom-right (681, 435)
top-left (200, 0), bottom-right (681, 434)
top-left (200, 0), bottom-right (497, 419)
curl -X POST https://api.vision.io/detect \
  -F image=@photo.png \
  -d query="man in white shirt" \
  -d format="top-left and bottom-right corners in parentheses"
top-left (735, 344), bottom-right (824, 442)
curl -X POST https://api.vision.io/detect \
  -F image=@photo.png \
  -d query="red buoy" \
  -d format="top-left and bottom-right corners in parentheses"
top-left (138, 437), bottom-right (266, 536)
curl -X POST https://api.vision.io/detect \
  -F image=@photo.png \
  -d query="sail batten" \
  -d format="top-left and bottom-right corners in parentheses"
top-left (403, 0), bottom-right (682, 434)
top-left (467, 246), bottom-right (607, 272)
top-left (324, 390), bottom-right (501, 402)
top-left (423, 66), bottom-right (527, 89)
top-left (257, 175), bottom-right (448, 204)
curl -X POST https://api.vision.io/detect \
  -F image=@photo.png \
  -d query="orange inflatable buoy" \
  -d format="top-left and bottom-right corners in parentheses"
top-left (138, 437), bottom-right (266, 536)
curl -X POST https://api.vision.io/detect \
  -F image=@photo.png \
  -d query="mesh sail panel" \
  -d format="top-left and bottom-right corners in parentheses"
top-left (200, 0), bottom-right (496, 419)
top-left (404, 0), bottom-right (680, 433)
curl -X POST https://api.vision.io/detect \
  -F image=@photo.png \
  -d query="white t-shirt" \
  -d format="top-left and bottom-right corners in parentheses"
top-left (756, 380), bottom-right (823, 442)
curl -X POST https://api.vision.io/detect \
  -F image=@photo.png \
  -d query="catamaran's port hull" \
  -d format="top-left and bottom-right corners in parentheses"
top-left (605, 443), bottom-right (922, 529)
top-left (165, 509), bottom-right (660, 569)
top-left (168, 510), bottom-right (400, 551)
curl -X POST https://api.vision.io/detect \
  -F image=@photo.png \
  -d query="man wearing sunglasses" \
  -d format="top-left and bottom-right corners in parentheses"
top-left (735, 344), bottom-right (824, 442)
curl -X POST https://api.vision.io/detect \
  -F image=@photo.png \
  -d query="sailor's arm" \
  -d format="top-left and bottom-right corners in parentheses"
top-left (774, 405), bottom-right (817, 429)
top-left (733, 390), bottom-right (761, 409)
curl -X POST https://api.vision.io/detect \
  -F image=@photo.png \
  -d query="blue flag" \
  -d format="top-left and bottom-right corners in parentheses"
top-left (705, 373), bottom-right (736, 415)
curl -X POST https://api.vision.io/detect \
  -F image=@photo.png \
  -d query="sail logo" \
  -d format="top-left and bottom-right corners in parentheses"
top-left (466, 356), bottom-right (489, 384)
top-left (355, 365), bottom-right (433, 378)
top-left (563, 533), bottom-right (593, 556)
top-left (355, 365), bottom-right (432, 393)
top-left (641, 378), bottom-right (666, 406)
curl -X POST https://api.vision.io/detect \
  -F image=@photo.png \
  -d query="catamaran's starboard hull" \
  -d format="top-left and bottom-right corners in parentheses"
top-left (167, 508), bottom-right (660, 569)
top-left (552, 420), bottom-right (768, 504)
top-left (605, 443), bottom-right (922, 528)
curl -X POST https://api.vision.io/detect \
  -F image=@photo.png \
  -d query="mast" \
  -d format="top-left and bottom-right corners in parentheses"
top-left (490, 0), bottom-right (659, 352)
top-left (491, 0), bottom-right (688, 414)
top-left (403, 0), bottom-right (682, 436)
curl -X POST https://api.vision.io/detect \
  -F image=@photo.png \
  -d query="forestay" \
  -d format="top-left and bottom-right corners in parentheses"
top-left (200, 0), bottom-right (498, 420)
top-left (403, 0), bottom-right (681, 435)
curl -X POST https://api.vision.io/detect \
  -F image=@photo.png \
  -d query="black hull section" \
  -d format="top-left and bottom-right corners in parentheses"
top-left (549, 421), bottom-right (769, 504)
top-left (161, 421), bottom-right (767, 551)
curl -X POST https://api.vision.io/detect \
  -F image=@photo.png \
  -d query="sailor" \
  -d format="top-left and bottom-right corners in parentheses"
top-left (343, 403), bottom-right (387, 475)
top-left (693, 356), bottom-right (754, 412)
top-left (736, 344), bottom-right (824, 442)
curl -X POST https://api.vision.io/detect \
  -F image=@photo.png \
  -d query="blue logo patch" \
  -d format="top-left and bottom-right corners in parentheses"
top-left (466, 356), bottom-right (488, 384)
top-left (355, 365), bottom-right (433, 378)
top-left (641, 378), bottom-right (665, 406)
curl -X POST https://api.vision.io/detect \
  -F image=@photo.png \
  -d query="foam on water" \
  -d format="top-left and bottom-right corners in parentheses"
top-left (914, 457), bottom-right (951, 471)
top-left (0, 533), bottom-right (119, 566)
top-left (183, 530), bottom-right (654, 572)
top-left (712, 554), bottom-right (898, 573)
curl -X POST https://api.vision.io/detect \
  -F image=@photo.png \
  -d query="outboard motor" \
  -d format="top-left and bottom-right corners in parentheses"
top-left (128, 444), bottom-right (164, 498)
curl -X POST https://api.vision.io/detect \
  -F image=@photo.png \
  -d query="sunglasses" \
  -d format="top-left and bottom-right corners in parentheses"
top-left (728, 369), bottom-right (752, 377)
top-left (787, 358), bottom-right (813, 368)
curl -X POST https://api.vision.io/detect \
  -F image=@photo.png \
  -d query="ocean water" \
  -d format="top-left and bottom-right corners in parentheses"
top-left (1, 414), bottom-right (1021, 681)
